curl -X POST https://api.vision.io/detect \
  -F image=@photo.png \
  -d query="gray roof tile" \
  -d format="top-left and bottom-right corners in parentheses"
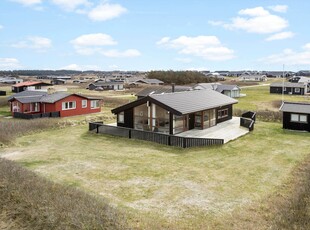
top-left (280, 102), bottom-right (310, 114)
top-left (150, 89), bottom-right (238, 115)
top-left (270, 82), bottom-right (305, 88)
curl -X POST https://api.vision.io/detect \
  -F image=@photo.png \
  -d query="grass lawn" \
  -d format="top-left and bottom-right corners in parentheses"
top-left (236, 85), bottom-right (310, 111)
top-left (1, 121), bottom-right (309, 229)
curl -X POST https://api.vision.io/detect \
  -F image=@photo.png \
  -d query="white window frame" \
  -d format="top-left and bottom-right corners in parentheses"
top-left (291, 113), bottom-right (308, 123)
top-left (118, 111), bottom-right (124, 123)
top-left (82, 100), bottom-right (87, 108)
top-left (90, 100), bottom-right (99, 109)
top-left (62, 101), bottom-right (76, 110)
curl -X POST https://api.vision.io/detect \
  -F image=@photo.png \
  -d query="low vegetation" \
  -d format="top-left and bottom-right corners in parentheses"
top-left (0, 158), bottom-right (126, 230)
top-left (147, 70), bottom-right (217, 85)
top-left (0, 118), bottom-right (61, 146)
top-left (1, 122), bottom-right (309, 229)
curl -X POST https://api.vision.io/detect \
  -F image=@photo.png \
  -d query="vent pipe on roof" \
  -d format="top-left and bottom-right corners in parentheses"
top-left (172, 83), bottom-right (175, 93)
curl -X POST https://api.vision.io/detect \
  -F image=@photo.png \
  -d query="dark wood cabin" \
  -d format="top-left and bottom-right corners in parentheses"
top-left (280, 102), bottom-right (310, 132)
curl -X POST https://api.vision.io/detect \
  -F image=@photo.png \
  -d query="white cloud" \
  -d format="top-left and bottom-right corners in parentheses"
top-left (12, 36), bottom-right (52, 51)
top-left (88, 3), bottom-right (127, 21)
top-left (71, 33), bottom-right (117, 55)
top-left (71, 33), bottom-right (117, 46)
top-left (0, 25), bottom-right (3, 30)
top-left (268, 5), bottom-right (288, 13)
top-left (266, 31), bottom-right (294, 41)
top-left (157, 35), bottom-right (234, 61)
top-left (303, 43), bottom-right (310, 50)
top-left (101, 49), bottom-right (141, 58)
top-left (10, 0), bottom-right (41, 6)
top-left (61, 63), bottom-right (101, 71)
top-left (260, 43), bottom-right (310, 65)
top-left (71, 33), bottom-right (140, 58)
top-left (0, 58), bottom-right (22, 70)
top-left (213, 6), bottom-right (288, 34)
top-left (51, 0), bottom-right (91, 11)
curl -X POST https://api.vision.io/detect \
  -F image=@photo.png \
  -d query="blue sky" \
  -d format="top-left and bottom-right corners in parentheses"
top-left (1, 0), bottom-right (310, 71)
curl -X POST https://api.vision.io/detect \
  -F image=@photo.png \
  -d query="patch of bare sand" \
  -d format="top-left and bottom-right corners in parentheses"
top-left (0, 151), bottom-right (26, 160)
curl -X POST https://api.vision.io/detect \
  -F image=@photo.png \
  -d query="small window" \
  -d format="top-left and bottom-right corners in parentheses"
top-left (91, 100), bottom-right (99, 109)
top-left (283, 87), bottom-right (286, 91)
top-left (118, 112), bottom-right (124, 123)
top-left (62, 101), bottom-right (76, 110)
top-left (300, 115), bottom-right (308, 123)
top-left (82, 100), bottom-right (87, 108)
top-left (218, 109), bottom-right (228, 119)
top-left (291, 114), bottom-right (308, 123)
top-left (295, 88), bottom-right (300, 93)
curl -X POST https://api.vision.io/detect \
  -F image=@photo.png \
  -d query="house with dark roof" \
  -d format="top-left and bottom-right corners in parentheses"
top-left (193, 83), bottom-right (241, 98)
top-left (111, 90), bottom-right (237, 135)
top-left (88, 81), bottom-right (124, 91)
top-left (132, 79), bottom-right (164, 86)
top-left (270, 82), bottom-right (308, 95)
top-left (135, 85), bottom-right (191, 99)
top-left (280, 102), bottom-right (310, 132)
top-left (11, 81), bottom-right (52, 93)
top-left (8, 91), bottom-right (101, 118)
top-left (239, 74), bottom-right (267, 82)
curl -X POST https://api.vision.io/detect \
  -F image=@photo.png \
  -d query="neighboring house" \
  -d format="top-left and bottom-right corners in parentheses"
top-left (239, 75), bottom-right (267, 82)
top-left (215, 85), bottom-right (241, 98)
top-left (193, 83), bottom-right (220, 90)
top-left (288, 76), bottom-right (301, 83)
top-left (0, 77), bottom-right (23, 84)
top-left (279, 101), bottom-right (310, 132)
top-left (111, 89), bottom-right (237, 135)
top-left (12, 81), bottom-right (52, 93)
top-left (135, 85), bottom-right (191, 99)
top-left (51, 79), bottom-right (66, 85)
top-left (8, 91), bottom-right (101, 118)
top-left (270, 82), bottom-right (308, 95)
top-left (133, 79), bottom-right (164, 86)
top-left (88, 81), bottom-right (124, 91)
top-left (193, 83), bottom-right (241, 98)
top-left (298, 76), bottom-right (310, 84)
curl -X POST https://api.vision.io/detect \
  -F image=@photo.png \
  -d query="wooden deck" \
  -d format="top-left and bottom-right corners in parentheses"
top-left (176, 117), bottom-right (249, 143)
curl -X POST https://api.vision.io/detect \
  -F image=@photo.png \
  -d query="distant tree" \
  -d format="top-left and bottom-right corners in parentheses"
top-left (146, 70), bottom-right (217, 85)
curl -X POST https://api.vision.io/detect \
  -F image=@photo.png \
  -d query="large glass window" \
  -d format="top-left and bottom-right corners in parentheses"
top-left (195, 112), bottom-right (202, 128)
top-left (173, 115), bottom-right (183, 134)
top-left (152, 106), bottom-right (169, 133)
top-left (134, 104), bottom-right (149, 130)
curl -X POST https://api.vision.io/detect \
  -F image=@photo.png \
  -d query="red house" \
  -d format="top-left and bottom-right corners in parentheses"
top-left (12, 81), bottom-right (53, 93)
top-left (8, 91), bottom-right (101, 118)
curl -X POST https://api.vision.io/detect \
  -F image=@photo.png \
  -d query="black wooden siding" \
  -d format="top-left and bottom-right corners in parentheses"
top-left (270, 86), bottom-right (304, 95)
top-left (282, 112), bottom-right (310, 132)
top-left (117, 108), bottom-right (134, 128)
top-left (216, 104), bottom-right (233, 124)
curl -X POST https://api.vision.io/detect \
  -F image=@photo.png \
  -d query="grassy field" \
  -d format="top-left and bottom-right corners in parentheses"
top-left (1, 121), bottom-right (309, 229)
top-left (1, 83), bottom-right (310, 228)
top-left (236, 85), bottom-right (310, 111)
